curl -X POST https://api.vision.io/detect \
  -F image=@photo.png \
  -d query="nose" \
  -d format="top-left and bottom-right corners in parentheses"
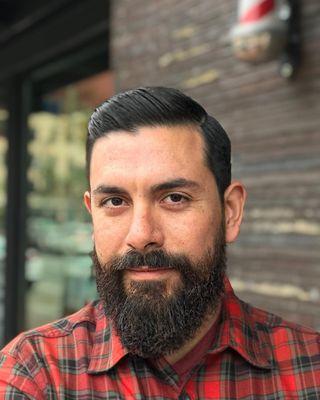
top-left (125, 204), bottom-right (164, 252)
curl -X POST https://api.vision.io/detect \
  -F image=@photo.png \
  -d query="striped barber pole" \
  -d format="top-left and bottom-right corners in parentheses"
top-left (231, 0), bottom-right (289, 62)
top-left (239, 0), bottom-right (276, 24)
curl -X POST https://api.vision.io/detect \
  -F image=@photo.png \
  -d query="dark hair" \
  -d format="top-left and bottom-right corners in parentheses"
top-left (87, 87), bottom-right (231, 199)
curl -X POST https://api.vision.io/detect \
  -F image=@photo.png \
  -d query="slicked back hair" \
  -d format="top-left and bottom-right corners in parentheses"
top-left (87, 87), bottom-right (231, 200)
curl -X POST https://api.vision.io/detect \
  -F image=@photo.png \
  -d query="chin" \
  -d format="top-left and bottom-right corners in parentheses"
top-left (124, 274), bottom-right (183, 301)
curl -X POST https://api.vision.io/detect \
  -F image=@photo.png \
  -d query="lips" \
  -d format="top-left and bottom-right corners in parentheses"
top-left (127, 265), bottom-right (172, 272)
top-left (125, 266), bottom-right (176, 280)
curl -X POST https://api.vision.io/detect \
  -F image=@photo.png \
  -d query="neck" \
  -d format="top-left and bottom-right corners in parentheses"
top-left (164, 302), bottom-right (221, 365)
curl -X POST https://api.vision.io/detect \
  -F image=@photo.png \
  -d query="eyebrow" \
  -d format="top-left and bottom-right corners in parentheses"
top-left (92, 178), bottom-right (200, 196)
top-left (92, 185), bottom-right (128, 196)
top-left (150, 178), bottom-right (200, 192)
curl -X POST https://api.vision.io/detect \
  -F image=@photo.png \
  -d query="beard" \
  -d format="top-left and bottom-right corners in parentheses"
top-left (92, 223), bottom-right (227, 359)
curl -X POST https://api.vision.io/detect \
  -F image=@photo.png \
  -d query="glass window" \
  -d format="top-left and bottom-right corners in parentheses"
top-left (0, 105), bottom-right (8, 343)
top-left (25, 71), bottom-right (114, 329)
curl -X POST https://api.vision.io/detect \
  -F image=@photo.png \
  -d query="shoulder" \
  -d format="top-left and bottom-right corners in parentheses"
top-left (1, 300), bottom-right (103, 360)
top-left (0, 301), bottom-right (110, 396)
top-left (243, 300), bottom-right (320, 358)
top-left (244, 299), bottom-right (319, 336)
top-left (223, 291), bottom-right (320, 397)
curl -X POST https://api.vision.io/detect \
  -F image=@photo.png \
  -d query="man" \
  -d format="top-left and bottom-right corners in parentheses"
top-left (0, 87), bottom-right (319, 399)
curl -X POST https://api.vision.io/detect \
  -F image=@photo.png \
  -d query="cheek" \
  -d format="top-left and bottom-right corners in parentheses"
top-left (91, 214), bottom-right (128, 256)
top-left (165, 210), bottom-right (219, 255)
top-left (191, 221), bottom-right (217, 251)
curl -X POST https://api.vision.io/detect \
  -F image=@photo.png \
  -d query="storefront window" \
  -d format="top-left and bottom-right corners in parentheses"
top-left (25, 71), bottom-right (113, 329)
top-left (0, 105), bottom-right (8, 342)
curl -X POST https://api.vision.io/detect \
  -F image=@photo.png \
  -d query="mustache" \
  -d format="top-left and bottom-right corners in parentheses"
top-left (93, 249), bottom-right (192, 272)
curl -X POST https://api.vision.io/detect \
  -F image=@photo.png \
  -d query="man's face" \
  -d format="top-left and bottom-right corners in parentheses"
top-left (85, 125), bottom-right (227, 357)
top-left (86, 125), bottom-right (223, 286)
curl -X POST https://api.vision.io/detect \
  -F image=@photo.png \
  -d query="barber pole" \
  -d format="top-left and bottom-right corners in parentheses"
top-left (231, 0), bottom-right (291, 62)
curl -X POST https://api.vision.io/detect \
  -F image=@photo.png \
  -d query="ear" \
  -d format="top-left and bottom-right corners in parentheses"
top-left (84, 190), bottom-right (92, 214)
top-left (223, 181), bottom-right (247, 243)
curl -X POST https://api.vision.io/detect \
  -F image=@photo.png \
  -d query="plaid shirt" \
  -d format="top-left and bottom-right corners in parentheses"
top-left (0, 278), bottom-right (319, 399)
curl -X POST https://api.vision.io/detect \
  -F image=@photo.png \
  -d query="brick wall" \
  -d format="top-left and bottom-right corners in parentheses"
top-left (111, 0), bottom-right (320, 330)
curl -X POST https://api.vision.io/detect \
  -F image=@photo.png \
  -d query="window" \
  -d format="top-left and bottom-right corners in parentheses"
top-left (25, 71), bottom-right (113, 329)
top-left (0, 105), bottom-right (8, 343)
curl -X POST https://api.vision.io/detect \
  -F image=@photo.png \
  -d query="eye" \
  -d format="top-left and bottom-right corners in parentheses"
top-left (103, 197), bottom-right (127, 207)
top-left (162, 193), bottom-right (189, 204)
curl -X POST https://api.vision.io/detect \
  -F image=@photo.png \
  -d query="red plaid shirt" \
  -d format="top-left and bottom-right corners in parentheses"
top-left (0, 278), bottom-right (319, 399)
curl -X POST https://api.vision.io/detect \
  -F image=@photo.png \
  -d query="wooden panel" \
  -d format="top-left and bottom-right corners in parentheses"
top-left (111, 0), bottom-right (320, 330)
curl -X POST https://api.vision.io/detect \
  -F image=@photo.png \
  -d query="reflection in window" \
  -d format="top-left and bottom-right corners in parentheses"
top-left (25, 71), bottom-right (113, 329)
top-left (0, 107), bottom-right (8, 343)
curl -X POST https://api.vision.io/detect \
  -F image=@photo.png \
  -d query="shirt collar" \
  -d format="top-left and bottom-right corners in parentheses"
top-left (87, 276), bottom-right (273, 374)
top-left (207, 276), bottom-right (273, 369)
top-left (87, 302), bottom-right (129, 374)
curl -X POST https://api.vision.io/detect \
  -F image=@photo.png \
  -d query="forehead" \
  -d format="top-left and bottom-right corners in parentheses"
top-left (89, 125), bottom-right (211, 187)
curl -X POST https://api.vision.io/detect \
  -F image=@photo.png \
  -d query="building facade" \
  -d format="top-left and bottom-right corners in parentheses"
top-left (111, 0), bottom-right (320, 328)
top-left (0, 0), bottom-right (319, 346)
